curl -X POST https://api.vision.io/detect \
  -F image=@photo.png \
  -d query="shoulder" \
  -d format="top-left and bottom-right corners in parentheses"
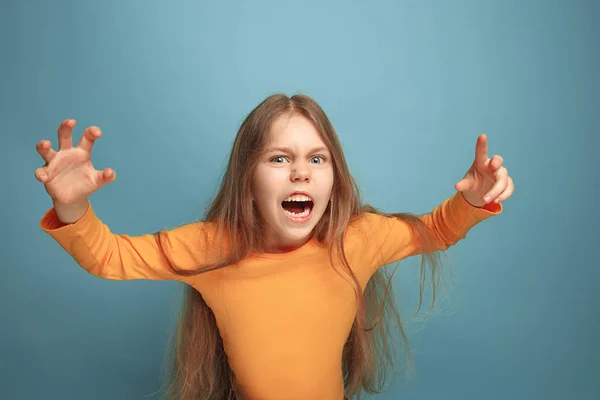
top-left (337, 212), bottom-right (413, 282)
top-left (162, 219), bottom-right (220, 240)
top-left (343, 211), bottom-right (414, 266)
top-left (345, 211), bottom-right (412, 241)
top-left (156, 220), bottom-right (228, 265)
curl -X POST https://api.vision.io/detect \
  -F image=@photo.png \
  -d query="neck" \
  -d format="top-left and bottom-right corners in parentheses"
top-left (262, 234), bottom-right (311, 254)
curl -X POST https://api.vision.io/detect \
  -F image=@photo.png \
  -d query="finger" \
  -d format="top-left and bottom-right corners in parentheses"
top-left (34, 166), bottom-right (49, 183)
top-left (494, 176), bottom-right (514, 203)
top-left (455, 178), bottom-right (475, 192)
top-left (489, 155), bottom-right (504, 171)
top-left (58, 119), bottom-right (76, 150)
top-left (78, 126), bottom-right (102, 153)
top-left (36, 140), bottom-right (57, 164)
top-left (483, 167), bottom-right (508, 203)
top-left (96, 168), bottom-right (117, 187)
top-left (475, 134), bottom-right (488, 167)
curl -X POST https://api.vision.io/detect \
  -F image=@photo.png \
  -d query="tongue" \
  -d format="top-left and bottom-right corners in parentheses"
top-left (282, 201), bottom-right (306, 214)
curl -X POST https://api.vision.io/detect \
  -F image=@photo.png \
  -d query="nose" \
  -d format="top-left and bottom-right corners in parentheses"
top-left (290, 162), bottom-right (311, 182)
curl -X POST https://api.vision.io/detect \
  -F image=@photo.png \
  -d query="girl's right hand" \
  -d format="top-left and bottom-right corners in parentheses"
top-left (34, 119), bottom-right (116, 205)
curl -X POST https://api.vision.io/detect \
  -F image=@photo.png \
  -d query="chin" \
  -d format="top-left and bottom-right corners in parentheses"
top-left (271, 212), bottom-right (317, 241)
top-left (278, 225), bottom-right (314, 242)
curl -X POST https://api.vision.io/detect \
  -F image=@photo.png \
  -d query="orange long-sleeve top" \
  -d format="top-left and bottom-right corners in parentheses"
top-left (40, 192), bottom-right (501, 400)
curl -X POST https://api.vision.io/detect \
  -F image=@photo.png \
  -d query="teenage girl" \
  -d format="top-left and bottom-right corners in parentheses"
top-left (35, 94), bottom-right (513, 400)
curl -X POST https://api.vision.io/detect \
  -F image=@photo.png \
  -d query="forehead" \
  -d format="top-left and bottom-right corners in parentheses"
top-left (266, 113), bottom-right (328, 149)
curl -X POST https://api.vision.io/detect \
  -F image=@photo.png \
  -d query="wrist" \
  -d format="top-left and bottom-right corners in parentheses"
top-left (460, 191), bottom-right (485, 208)
top-left (53, 200), bottom-right (89, 224)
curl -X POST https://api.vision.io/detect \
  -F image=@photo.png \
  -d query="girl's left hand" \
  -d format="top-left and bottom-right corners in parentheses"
top-left (455, 134), bottom-right (514, 207)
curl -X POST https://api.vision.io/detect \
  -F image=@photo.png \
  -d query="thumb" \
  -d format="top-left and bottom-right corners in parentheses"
top-left (455, 178), bottom-right (475, 192)
top-left (97, 168), bottom-right (116, 187)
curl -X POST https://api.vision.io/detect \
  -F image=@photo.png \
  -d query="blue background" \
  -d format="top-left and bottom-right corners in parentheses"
top-left (2, 0), bottom-right (598, 399)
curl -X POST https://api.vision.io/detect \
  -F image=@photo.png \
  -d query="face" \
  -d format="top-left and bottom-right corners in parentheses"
top-left (252, 113), bottom-right (334, 253)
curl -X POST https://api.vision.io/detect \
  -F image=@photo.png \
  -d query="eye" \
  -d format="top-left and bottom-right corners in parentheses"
top-left (270, 156), bottom-right (288, 163)
top-left (310, 156), bottom-right (326, 164)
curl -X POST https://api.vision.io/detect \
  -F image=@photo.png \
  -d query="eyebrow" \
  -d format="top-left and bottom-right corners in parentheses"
top-left (265, 146), bottom-right (329, 155)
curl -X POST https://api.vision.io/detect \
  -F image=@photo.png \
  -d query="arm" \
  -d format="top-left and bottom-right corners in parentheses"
top-left (34, 120), bottom-right (220, 281)
top-left (346, 191), bottom-right (502, 272)
top-left (346, 134), bottom-right (513, 273)
top-left (40, 199), bottom-right (220, 281)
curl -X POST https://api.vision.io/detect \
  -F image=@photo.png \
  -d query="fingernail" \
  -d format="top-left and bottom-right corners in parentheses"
top-left (484, 196), bottom-right (491, 202)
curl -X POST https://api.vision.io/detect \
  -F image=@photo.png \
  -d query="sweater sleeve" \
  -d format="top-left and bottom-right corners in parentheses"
top-left (40, 200), bottom-right (221, 281)
top-left (345, 191), bottom-right (502, 274)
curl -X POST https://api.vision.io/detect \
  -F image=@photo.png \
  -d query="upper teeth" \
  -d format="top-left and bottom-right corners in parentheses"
top-left (283, 194), bottom-right (312, 202)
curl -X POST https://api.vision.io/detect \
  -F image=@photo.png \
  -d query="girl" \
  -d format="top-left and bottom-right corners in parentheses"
top-left (35, 94), bottom-right (513, 400)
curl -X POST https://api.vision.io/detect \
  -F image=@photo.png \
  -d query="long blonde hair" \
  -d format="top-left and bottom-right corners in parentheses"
top-left (156, 93), bottom-right (446, 399)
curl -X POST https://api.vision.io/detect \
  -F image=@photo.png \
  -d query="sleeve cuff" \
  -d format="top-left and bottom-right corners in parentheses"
top-left (457, 191), bottom-right (503, 215)
top-left (40, 200), bottom-right (93, 232)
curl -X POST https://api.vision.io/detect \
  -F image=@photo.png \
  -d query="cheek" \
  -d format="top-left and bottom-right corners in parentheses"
top-left (316, 169), bottom-right (334, 197)
top-left (257, 167), bottom-right (288, 186)
top-left (252, 168), bottom-right (282, 204)
top-left (252, 167), bottom-right (269, 191)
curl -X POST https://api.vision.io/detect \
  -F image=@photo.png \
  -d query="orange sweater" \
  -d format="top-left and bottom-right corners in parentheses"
top-left (40, 192), bottom-right (501, 399)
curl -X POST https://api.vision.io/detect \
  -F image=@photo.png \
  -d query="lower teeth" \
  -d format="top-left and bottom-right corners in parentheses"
top-left (283, 208), bottom-right (310, 218)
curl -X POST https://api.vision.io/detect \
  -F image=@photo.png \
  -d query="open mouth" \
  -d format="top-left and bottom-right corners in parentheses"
top-left (281, 193), bottom-right (314, 221)
top-left (281, 200), bottom-right (314, 217)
